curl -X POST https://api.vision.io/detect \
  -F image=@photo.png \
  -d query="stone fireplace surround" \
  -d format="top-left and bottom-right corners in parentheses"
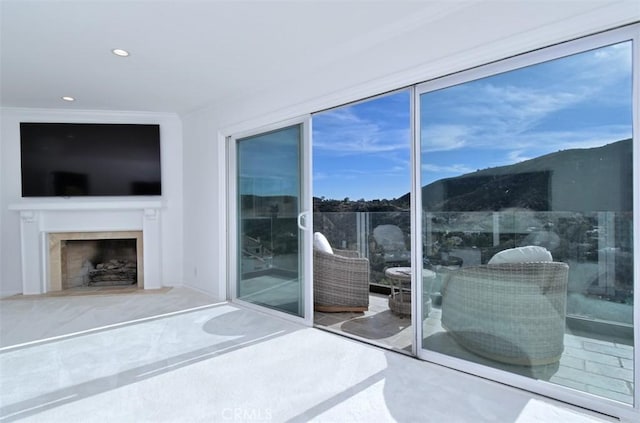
top-left (9, 200), bottom-right (162, 295)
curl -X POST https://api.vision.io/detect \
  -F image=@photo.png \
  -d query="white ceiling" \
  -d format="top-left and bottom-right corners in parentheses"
top-left (1, 1), bottom-right (638, 116)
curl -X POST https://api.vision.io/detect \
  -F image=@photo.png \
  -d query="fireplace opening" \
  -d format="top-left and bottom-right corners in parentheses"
top-left (61, 238), bottom-right (138, 289)
top-left (48, 231), bottom-right (144, 292)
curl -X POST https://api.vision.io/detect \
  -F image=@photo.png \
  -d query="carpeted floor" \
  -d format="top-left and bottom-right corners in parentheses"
top-left (0, 292), bottom-right (615, 422)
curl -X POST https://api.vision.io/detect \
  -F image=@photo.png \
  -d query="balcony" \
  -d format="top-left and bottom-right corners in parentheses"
top-left (313, 211), bottom-right (634, 405)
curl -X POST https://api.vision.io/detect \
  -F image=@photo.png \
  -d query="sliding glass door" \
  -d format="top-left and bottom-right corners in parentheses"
top-left (416, 33), bottom-right (636, 412)
top-left (312, 90), bottom-right (413, 353)
top-left (231, 120), bottom-right (311, 319)
top-left (227, 24), bottom-right (637, 418)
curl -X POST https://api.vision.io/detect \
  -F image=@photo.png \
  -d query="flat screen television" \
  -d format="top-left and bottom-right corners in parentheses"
top-left (20, 122), bottom-right (161, 197)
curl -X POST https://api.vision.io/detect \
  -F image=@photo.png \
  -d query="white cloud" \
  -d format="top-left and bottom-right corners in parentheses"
top-left (420, 83), bottom-right (596, 156)
top-left (451, 83), bottom-right (591, 138)
top-left (577, 40), bottom-right (632, 83)
top-left (420, 124), bottom-right (470, 152)
top-left (328, 166), bottom-right (408, 180)
top-left (422, 163), bottom-right (475, 174)
top-left (313, 108), bottom-right (409, 155)
top-left (313, 171), bottom-right (328, 181)
top-left (498, 125), bottom-right (632, 152)
top-left (506, 150), bottom-right (532, 163)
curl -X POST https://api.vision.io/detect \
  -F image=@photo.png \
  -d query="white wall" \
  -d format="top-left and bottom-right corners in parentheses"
top-left (0, 108), bottom-right (183, 296)
top-left (181, 6), bottom-right (638, 301)
top-left (0, 116), bottom-right (3, 293)
top-left (181, 110), bottom-right (226, 298)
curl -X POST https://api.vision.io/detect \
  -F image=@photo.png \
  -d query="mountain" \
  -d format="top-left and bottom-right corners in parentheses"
top-left (408, 138), bottom-right (632, 212)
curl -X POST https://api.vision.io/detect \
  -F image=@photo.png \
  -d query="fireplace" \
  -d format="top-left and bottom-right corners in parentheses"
top-left (10, 201), bottom-right (162, 295)
top-left (49, 231), bottom-right (144, 291)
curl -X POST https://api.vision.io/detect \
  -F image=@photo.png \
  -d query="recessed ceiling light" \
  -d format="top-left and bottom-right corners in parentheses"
top-left (61, 96), bottom-right (75, 102)
top-left (112, 48), bottom-right (130, 57)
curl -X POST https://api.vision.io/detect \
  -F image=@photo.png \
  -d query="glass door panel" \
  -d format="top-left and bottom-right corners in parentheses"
top-left (418, 41), bottom-right (634, 405)
top-left (312, 89), bottom-right (413, 353)
top-left (236, 124), bottom-right (305, 317)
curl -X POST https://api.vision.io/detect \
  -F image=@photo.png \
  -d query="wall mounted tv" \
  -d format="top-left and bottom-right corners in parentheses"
top-left (20, 122), bottom-right (162, 197)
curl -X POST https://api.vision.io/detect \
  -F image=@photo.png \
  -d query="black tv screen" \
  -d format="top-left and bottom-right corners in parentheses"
top-left (20, 123), bottom-right (161, 197)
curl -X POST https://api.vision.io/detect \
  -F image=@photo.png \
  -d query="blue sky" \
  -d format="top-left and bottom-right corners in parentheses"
top-left (313, 41), bottom-right (632, 201)
top-left (313, 91), bottom-right (411, 200)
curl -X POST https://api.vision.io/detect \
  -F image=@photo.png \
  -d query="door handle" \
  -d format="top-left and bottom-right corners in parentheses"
top-left (297, 211), bottom-right (310, 231)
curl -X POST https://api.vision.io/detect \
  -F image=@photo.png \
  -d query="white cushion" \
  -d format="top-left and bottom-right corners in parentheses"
top-left (313, 232), bottom-right (333, 254)
top-left (488, 246), bottom-right (552, 265)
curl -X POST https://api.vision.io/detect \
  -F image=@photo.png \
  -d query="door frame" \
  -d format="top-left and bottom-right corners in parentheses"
top-left (227, 115), bottom-right (313, 326)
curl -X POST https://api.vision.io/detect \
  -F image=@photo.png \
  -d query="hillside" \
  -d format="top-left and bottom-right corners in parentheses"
top-left (413, 138), bottom-right (632, 212)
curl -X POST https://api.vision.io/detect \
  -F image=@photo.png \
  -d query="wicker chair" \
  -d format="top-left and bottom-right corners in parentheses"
top-left (372, 224), bottom-right (411, 266)
top-left (441, 261), bottom-right (569, 366)
top-left (313, 247), bottom-right (370, 312)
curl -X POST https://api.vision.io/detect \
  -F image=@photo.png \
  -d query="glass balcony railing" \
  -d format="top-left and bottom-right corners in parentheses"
top-left (313, 210), bottom-right (633, 328)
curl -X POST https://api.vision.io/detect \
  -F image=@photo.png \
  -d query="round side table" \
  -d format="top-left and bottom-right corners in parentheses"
top-left (384, 267), bottom-right (436, 317)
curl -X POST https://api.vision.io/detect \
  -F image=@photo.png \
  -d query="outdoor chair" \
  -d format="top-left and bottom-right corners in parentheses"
top-left (372, 224), bottom-right (411, 266)
top-left (441, 246), bottom-right (569, 366)
top-left (313, 232), bottom-right (370, 312)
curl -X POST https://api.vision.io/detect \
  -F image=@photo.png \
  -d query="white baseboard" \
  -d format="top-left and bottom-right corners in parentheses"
top-left (182, 282), bottom-right (219, 299)
top-left (0, 290), bottom-right (23, 298)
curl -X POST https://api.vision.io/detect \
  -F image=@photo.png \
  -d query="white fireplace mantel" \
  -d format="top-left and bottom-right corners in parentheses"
top-left (9, 199), bottom-right (163, 295)
top-left (9, 199), bottom-right (163, 212)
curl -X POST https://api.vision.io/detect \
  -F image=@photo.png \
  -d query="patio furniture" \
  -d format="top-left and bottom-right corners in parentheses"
top-left (313, 232), bottom-right (370, 312)
top-left (441, 252), bottom-right (569, 366)
top-left (425, 255), bottom-right (462, 306)
top-left (385, 267), bottom-right (437, 317)
top-left (385, 267), bottom-right (412, 317)
top-left (373, 224), bottom-right (411, 266)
